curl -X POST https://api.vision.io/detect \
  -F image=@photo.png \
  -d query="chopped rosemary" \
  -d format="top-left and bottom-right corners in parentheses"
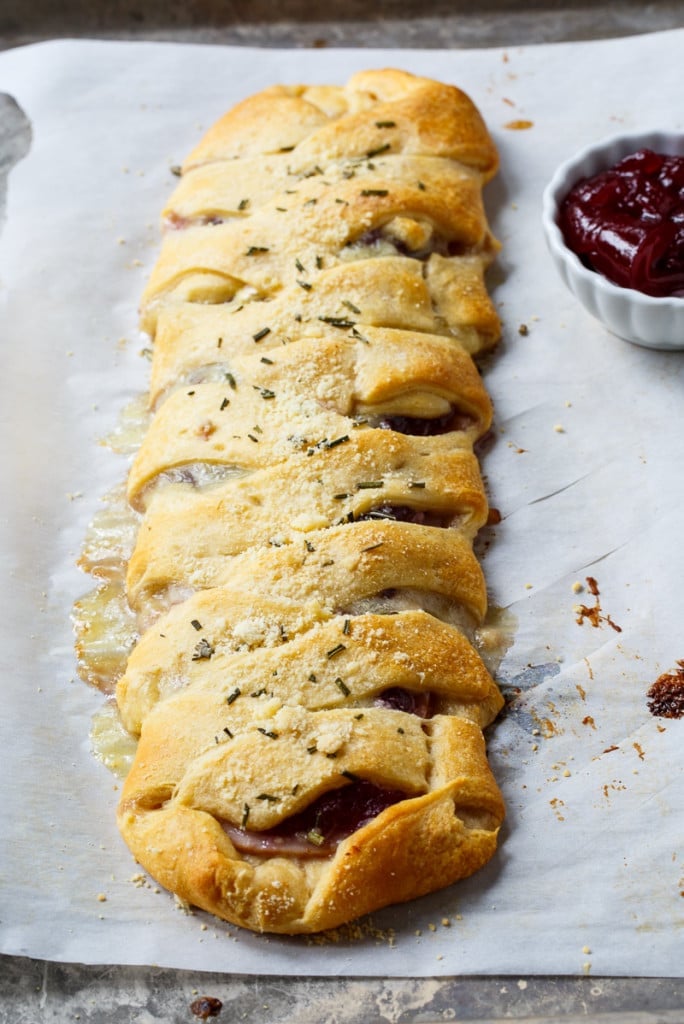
top-left (342, 300), bottom-right (361, 315)
top-left (325, 752), bottom-right (338, 759)
top-left (362, 541), bottom-right (384, 552)
top-left (326, 643), bottom-right (346, 659)
top-left (360, 188), bottom-right (389, 197)
top-left (238, 198), bottom-right (250, 210)
top-left (326, 435), bottom-right (350, 449)
top-left (295, 258), bottom-right (306, 273)
top-left (250, 688), bottom-right (267, 698)
top-left (257, 728), bottom-right (279, 739)
top-left (366, 142), bottom-right (391, 158)
top-left (333, 492), bottom-right (349, 501)
top-left (341, 769), bottom-right (360, 781)
top-left (375, 120), bottom-right (396, 128)
top-left (256, 793), bottom-right (280, 802)
top-left (303, 198), bottom-right (318, 206)
top-left (417, 180), bottom-right (426, 191)
top-left (307, 744), bottom-right (318, 755)
top-left (254, 385), bottom-right (275, 399)
top-left (247, 433), bottom-right (260, 443)
top-left (190, 619), bottom-right (203, 631)
top-left (308, 672), bottom-right (317, 683)
top-left (335, 677), bottom-right (350, 696)
top-left (252, 327), bottom-right (271, 342)
top-left (354, 713), bottom-right (365, 720)
top-left (342, 618), bottom-right (351, 635)
top-left (217, 337), bottom-right (223, 348)
top-left (357, 480), bottom-right (384, 489)
top-left (170, 164), bottom-right (182, 176)
top-left (305, 540), bottom-right (316, 552)
top-left (315, 256), bottom-right (323, 269)
top-left (397, 727), bottom-right (405, 734)
top-left (409, 481), bottom-right (426, 488)
top-left (260, 356), bottom-right (274, 364)
top-left (223, 727), bottom-right (233, 738)
top-left (350, 327), bottom-right (369, 343)
top-left (245, 246), bottom-right (269, 255)
top-left (220, 397), bottom-right (230, 411)
top-left (192, 638), bottom-right (215, 661)
top-left (297, 280), bottom-right (312, 290)
top-left (226, 687), bottom-right (241, 705)
top-left (306, 829), bottom-right (325, 846)
top-left (225, 371), bottom-right (237, 389)
top-left (241, 804), bottom-right (250, 829)
top-left (318, 316), bottom-right (355, 329)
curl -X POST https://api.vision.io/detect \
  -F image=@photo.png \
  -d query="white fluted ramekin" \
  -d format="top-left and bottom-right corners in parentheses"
top-left (542, 130), bottom-right (684, 350)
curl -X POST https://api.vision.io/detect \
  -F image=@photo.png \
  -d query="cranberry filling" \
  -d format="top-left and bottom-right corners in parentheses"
top-left (374, 687), bottom-right (434, 718)
top-left (224, 781), bottom-right (406, 857)
top-left (352, 227), bottom-right (465, 261)
top-left (559, 148), bottom-right (684, 297)
top-left (355, 503), bottom-right (451, 527)
top-left (166, 213), bottom-right (226, 229)
top-left (377, 410), bottom-right (475, 435)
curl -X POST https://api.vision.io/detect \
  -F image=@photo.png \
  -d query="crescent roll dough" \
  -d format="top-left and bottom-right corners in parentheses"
top-left (79, 69), bottom-right (507, 934)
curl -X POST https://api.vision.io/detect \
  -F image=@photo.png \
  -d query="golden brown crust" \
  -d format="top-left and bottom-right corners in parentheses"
top-left (140, 171), bottom-right (496, 330)
top-left (118, 713), bottom-right (503, 933)
top-left (126, 328), bottom-right (493, 507)
top-left (117, 607), bottom-right (504, 736)
top-left (182, 72), bottom-right (497, 177)
top-left (85, 69), bottom-right (509, 934)
top-left (125, 435), bottom-right (489, 609)
top-left (148, 254), bottom-right (498, 406)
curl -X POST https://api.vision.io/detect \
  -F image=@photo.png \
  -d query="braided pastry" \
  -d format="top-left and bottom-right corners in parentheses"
top-left (85, 69), bottom-right (507, 934)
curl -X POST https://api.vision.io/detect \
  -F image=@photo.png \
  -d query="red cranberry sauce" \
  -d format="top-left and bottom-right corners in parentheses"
top-left (558, 148), bottom-right (684, 297)
top-left (377, 409), bottom-right (476, 435)
top-left (225, 781), bottom-right (407, 857)
top-left (355, 503), bottom-right (452, 528)
top-left (374, 687), bottom-right (434, 718)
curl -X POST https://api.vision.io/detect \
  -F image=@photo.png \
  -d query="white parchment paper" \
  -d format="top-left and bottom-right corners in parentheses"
top-left (0, 33), bottom-right (682, 976)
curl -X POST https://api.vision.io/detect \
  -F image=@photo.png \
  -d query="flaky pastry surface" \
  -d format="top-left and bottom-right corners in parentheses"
top-left (78, 69), bottom-right (507, 934)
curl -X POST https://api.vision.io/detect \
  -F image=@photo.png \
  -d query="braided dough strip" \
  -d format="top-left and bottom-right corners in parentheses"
top-left (127, 328), bottom-right (493, 505)
top-left (126, 434), bottom-right (489, 609)
top-left (149, 255), bottom-right (499, 404)
top-left (95, 70), bottom-right (508, 933)
top-left (119, 710), bottom-right (503, 933)
top-left (117, 606), bottom-right (503, 737)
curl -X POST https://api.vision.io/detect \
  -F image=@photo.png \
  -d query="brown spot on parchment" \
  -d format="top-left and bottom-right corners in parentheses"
top-left (575, 577), bottom-right (622, 632)
top-left (647, 661), bottom-right (684, 719)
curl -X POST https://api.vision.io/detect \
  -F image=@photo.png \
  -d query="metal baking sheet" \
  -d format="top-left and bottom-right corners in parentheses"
top-left (1, 29), bottom-right (684, 991)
